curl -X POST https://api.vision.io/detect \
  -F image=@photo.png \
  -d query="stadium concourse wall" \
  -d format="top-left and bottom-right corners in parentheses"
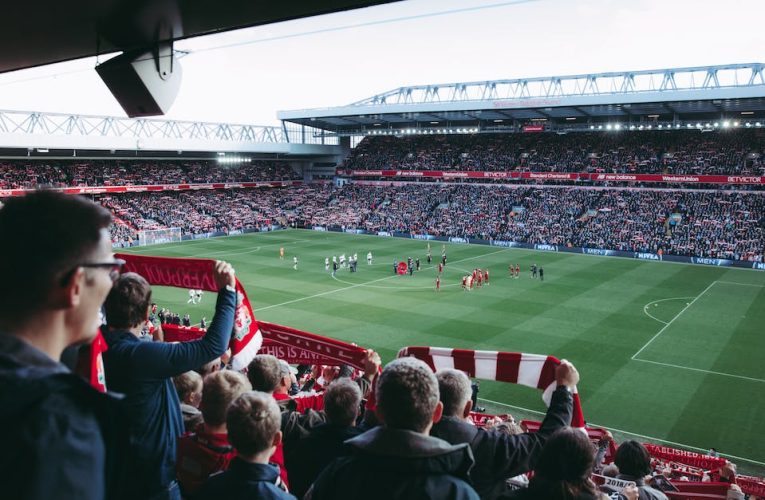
top-left (307, 225), bottom-right (765, 271)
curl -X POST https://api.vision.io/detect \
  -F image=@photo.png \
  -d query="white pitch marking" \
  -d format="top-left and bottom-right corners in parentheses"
top-left (642, 297), bottom-right (695, 325)
top-left (631, 281), bottom-right (717, 360)
top-left (632, 358), bottom-right (765, 384)
top-left (714, 280), bottom-right (765, 288)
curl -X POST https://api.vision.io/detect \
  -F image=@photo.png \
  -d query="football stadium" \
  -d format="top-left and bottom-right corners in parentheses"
top-left (0, 1), bottom-right (764, 499)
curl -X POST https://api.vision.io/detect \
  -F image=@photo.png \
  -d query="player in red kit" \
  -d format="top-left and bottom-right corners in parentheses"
top-left (461, 275), bottom-right (467, 290)
top-left (515, 264), bottom-right (520, 278)
top-left (483, 269), bottom-right (489, 285)
top-left (438, 262), bottom-right (444, 274)
top-left (476, 270), bottom-right (483, 288)
top-left (435, 276), bottom-right (441, 292)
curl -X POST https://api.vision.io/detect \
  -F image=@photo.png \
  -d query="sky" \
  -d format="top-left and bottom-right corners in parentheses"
top-left (0, 0), bottom-right (762, 126)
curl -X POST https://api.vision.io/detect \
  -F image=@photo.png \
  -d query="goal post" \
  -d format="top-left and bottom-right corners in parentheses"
top-left (138, 227), bottom-right (182, 246)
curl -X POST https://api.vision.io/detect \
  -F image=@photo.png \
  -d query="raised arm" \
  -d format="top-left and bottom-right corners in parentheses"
top-left (130, 261), bottom-right (238, 379)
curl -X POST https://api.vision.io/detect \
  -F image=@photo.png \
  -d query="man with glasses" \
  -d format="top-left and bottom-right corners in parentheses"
top-left (102, 262), bottom-right (237, 500)
top-left (0, 191), bottom-right (125, 500)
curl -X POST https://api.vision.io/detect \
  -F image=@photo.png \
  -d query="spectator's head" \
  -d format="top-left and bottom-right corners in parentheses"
top-left (274, 360), bottom-right (293, 395)
top-left (324, 378), bottom-right (362, 427)
top-left (614, 440), bottom-right (652, 478)
top-left (173, 371), bottom-right (203, 408)
top-left (436, 368), bottom-right (473, 418)
top-left (528, 427), bottom-right (599, 499)
top-left (227, 391), bottom-right (282, 462)
top-left (0, 191), bottom-right (114, 348)
top-left (376, 357), bottom-right (442, 433)
top-left (246, 355), bottom-right (282, 393)
top-left (200, 370), bottom-right (252, 429)
top-left (104, 273), bottom-right (152, 330)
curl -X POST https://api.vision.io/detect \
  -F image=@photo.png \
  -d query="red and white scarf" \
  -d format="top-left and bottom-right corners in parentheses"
top-left (115, 253), bottom-right (262, 371)
top-left (397, 346), bottom-right (585, 428)
top-left (162, 321), bottom-right (369, 370)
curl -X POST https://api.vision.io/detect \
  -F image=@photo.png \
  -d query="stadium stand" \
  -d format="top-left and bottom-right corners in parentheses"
top-left (343, 131), bottom-right (765, 176)
top-left (0, 160), bottom-right (300, 189)
top-left (98, 184), bottom-right (764, 262)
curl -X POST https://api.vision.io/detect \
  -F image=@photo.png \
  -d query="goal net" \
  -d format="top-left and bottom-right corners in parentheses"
top-left (138, 227), bottom-right (182, 246)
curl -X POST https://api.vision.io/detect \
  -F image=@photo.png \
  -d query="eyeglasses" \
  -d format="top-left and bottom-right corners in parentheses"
top-left (79, 258), bottom-right (126, 282)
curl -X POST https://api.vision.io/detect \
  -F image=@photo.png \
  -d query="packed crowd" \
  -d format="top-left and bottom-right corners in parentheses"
top-left (342, 130), bottom-right (765, 175)
top-left (0, 160), bottom-right (300, 189)
top-left (0, 190), bottom-right (759, 500)
top-left (101, 184), bottom-right (765, 262)
top-left (102, 185), bottom-right (335, 243)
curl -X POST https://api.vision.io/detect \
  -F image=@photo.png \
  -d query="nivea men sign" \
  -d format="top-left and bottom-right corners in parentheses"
top-left (449, 237), bottom-right (469, 244)
top-left (635, 252), bottom-right (662, 261)
top-left (582, 248), bottom-right (611, 256)
top-left (692, 257), bottom-right (731, 267)
top-left (491, 240), bottom-right (519, 248)
top-left (535, 244), bottom-right (558, 252)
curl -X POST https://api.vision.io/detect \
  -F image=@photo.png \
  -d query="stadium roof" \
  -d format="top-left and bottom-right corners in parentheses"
top-left (0, 0), bottom-right (397, 74)
top-left (278, 63), bottom-right (765, 135)
top-left (0, 110), bottom-right (343, 160)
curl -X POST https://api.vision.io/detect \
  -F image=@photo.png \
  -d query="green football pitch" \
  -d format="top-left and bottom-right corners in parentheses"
top-left (122, 229), bottom-right (765, 468)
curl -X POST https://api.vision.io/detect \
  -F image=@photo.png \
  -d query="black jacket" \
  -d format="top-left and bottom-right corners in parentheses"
top-left (431, 385), bottom-right (573, 499)
top-left (0, 334), bottom-right (128, 500)
top-left (308, 426), bottom-right (479, 500)
top-left (285, 423), bottom-right (363, 499)
top-left (195, 458), bottom-right (296, 500)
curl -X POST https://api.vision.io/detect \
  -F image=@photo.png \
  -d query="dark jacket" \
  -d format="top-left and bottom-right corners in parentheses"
top-left (102, 288), bottom-right (236, 498)
top-left (285, 423), bottom-right (363, 499)
top-left (277, 397), bottom-right (327, 443)
top-left (0, 334), bottom-right (128, 500)
top-left (615, 474), bottom-right (668, 500)
top-left (195, 458), bottom-right (296, 500)
top-left (431, 385), bottom-right (573, 499)
top-left (308, 426), bottom-right (479, 500)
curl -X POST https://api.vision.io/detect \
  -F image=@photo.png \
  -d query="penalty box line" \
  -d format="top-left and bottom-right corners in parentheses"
top-left (631, 281), bottom-right (717, 360)
top-left (632, 280), bottom-right (765, 383)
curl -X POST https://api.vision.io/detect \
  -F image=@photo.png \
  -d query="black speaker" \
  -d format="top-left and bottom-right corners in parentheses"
top-left (96, 48), bottom-right (182, 118)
